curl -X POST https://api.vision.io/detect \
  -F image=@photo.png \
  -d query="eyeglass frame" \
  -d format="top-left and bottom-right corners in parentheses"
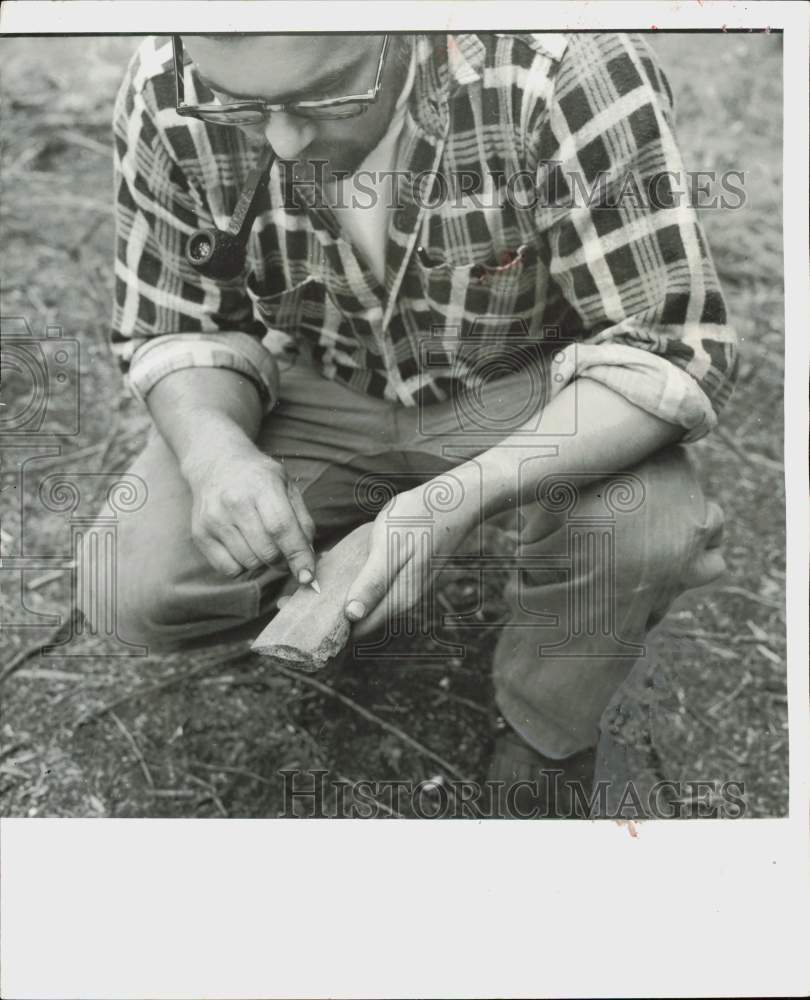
top-left (172, 33), bottom-right (391, 123)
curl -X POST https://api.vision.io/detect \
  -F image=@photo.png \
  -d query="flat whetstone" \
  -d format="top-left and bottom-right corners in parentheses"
top-left (251, 522), bottom-right (373, 670)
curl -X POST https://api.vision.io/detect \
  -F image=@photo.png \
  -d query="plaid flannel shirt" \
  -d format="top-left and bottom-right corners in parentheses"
top-left (112, 32), bottom-right (737, 440)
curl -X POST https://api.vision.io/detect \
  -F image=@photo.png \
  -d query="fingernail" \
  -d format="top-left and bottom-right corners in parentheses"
top-left (298, 569), bottom-right (313, 585)
top-left (346, 600), bottom-right (365, 620)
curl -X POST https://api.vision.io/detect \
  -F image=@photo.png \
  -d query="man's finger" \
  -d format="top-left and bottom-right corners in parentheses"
top-left (234, 504), bottom-right (283, 565)
top-left (351, 561), bottom-right (422, 637)
top-left (287, 481), bottom-right (316, 545)
top-left (255, 495), bottom-right (316, 585)
top-left (216, 524), bottom-right (262, 570)
top-left (196, 536), bottom-right (244, 578)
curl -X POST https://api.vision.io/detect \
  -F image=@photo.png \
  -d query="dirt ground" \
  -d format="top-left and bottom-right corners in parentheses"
top-left (0, 32), bottom-right (787, 818)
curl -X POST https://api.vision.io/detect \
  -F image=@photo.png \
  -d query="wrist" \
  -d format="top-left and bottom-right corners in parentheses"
top-left (179, 414), bottom-right (258, 486)
top-left (429, 464), bottom-right (486, 529)
top-left (451, 457), bottom-right (503, 522)
top-left (454, 450), bottom-right (554, 523)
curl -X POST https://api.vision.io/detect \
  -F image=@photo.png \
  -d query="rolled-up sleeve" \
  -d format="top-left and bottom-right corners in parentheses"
top-left (531, 33), bottom-right (738, 440)
top-left (111, 46), bottom-right (279, 408)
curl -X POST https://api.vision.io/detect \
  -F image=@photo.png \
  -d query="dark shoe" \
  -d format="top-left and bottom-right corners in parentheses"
top-left (485, 726), bottom-right (596, 819)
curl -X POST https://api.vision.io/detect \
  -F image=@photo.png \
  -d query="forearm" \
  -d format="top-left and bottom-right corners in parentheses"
top-left (456, 379), bottom-right (682, 520)
top-left (146, 368), bottom-right (264, 483)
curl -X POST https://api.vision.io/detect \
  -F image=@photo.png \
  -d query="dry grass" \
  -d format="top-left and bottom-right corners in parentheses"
top-left (0, 32), bottom-right (787, 818)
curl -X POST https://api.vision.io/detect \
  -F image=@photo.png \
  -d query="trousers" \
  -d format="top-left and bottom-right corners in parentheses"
top-left (95, 354), bottom-right (726, 758)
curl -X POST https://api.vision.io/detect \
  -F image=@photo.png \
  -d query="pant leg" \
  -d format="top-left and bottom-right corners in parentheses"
top-left (491, 445), bottom-right (726, 758)
top-left (391, 373), bottom-right (726, 759)
top-left (106, 429), bottom-right (283, 650)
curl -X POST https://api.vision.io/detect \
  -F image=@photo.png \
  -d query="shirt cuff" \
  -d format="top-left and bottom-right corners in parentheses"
top-left (127, 332), bottom-right (280, 411)
top-left (548, 342), bottom-right (718, 442)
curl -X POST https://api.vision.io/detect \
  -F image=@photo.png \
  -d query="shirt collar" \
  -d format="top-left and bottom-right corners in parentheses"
top-left (445, 34), bottom-right (487, 87)
top-left (407, 33), bottom-right (486, 138)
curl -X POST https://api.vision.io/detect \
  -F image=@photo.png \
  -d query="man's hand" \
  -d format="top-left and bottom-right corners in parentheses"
top-left (145, 366), bottom-right (315, 583)
top-left (344, 476), bottom-right (480, 638)
top-left (342, 380), bottom-right (682, 639)
top-left (184, 440), bottom-right (316, 581)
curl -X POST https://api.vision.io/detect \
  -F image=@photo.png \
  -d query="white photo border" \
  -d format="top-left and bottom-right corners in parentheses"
top-left (1, 3), bottom-right (808, 998)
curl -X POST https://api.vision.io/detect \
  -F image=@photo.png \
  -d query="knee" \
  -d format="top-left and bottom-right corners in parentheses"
top-left (528, 447), bottom-right (727, 596)
top-left (112, 546), bottom-right (271, 651)
top-left (73, 522), bottom-right (201, 651)
top-left (608, 451), bottom-right (727, 597)
top-left (75, 550), bottom-right (186, 650)
top-left (114, 571), bottom-right (190, 650)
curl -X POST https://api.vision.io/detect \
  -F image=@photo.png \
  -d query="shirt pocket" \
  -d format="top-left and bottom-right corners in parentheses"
top-left (414, 244), bottom-right (551, 389)
top-left (248, 273), bottom-right (323, 360)
top-left (416, 243), bottom-right (541, 343)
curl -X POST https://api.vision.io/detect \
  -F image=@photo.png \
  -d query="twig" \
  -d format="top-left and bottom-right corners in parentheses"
top-left (662, 627), bottom-right (784, 647)
top-left (62, 212), bottom-right (109, 258)
top-left (689, 635), bottom-right (737, 661)
top-left (76, 648), bottom-right (254, 727)
top-left (8, 192), bottom-right (113, 214)
top-left (13, 668), bottom-right (116, 682)
top-left (272, 664), bottom-right (472, 782)
top-left (179, 770), bottom-right (229, 817)
top-left (282, 713), bottom-right (328, 765)
top-left (378, 659), bottom-right (479, 676)
top-left (28, 442), bottom-right (107, 474)
top-left (57, 128), bottom-right (112, 157)
top-left (0, 743), bottom-right (26, 763)
top-left (95, 410), bottom-right (126, 471)
top-left (76, 668), bottom-right (212, 727)
top-left (28, 423), bottom-right (137, 477)
top-left (713, 425), bottom-right (782, 471)
top-left (434, 690), bottom-right (490, 716)
top-left (28, 112), bottom-right (111, 130)
top-left (146, 789), bottom-right (198, 799)
top-left (109, 711), bottom-right (154, 788)
top-left (756, 643), bottom-right (783, 666)
top-left (4, 137), bottom-right (49, 175)
top-left (190, 760), bottom-right (274, 787)
top-left (716, 586), bottom-right (784, 611)
top-left (707, 673), bottom-right (752, 717)
top-left (0, 620), bottom-right (72, 685)
top-left (716, 744), bottom-right (750, 768)
top-left (334, 771), bottom-right (404, 819)
top-left (26, 567), bottom-right (74, 591)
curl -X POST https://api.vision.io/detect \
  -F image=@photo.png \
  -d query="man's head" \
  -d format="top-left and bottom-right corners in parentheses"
top-left (181, 33), bottom-right (412, 177)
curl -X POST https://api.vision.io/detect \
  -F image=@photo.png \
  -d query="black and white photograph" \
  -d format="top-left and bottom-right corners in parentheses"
top-left (1, 1), bottom-right (808, 998)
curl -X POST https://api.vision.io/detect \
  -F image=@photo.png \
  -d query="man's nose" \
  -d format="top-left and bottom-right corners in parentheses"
top-left (263, 112), bottom-right (317, 159)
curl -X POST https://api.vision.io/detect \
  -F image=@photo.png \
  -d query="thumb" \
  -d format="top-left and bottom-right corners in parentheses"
top-left (344, 531), bottom-right (393, 623)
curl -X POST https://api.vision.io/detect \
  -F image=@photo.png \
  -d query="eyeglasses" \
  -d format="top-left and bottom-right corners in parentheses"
top-left (172, 34), bottom-right (390, 124)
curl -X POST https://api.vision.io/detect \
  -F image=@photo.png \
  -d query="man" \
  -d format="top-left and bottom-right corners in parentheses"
top-left (94, 31), bottom-right (736, 814)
